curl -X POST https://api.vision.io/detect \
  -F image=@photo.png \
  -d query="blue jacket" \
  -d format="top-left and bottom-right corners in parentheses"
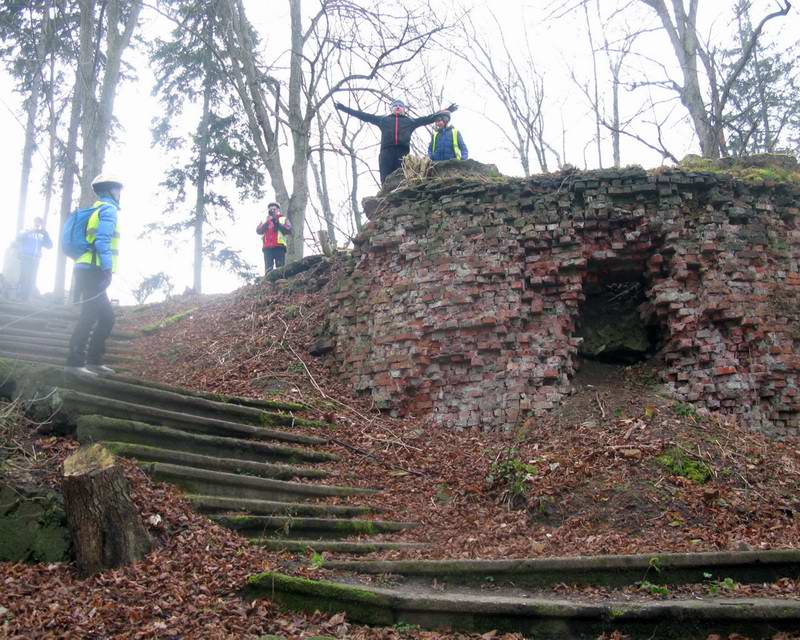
top-left (17, 227), bottom-right (52, 258)
top-left (428, 126), bottom-right (468, 161)
top-left (75, 196), bottom-right (119, 272)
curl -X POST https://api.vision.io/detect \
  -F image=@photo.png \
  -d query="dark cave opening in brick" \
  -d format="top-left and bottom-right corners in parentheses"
top-left (577, 269), bottom-right (662, 365)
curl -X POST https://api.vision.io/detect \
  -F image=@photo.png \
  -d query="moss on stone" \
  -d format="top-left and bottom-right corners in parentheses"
top-left (246, 571), bottom-right (394, 625)
top-left (141, 307), bottom-right (198, 336)
top-left (0, 485), bottom-right (70, 563)
top-left (676, 154), bottom-right (800, 185)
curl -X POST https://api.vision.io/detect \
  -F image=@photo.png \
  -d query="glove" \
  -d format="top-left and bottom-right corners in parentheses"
top-left (446, 103), bottom-right (458, 112)
top-left (98, 270), bottom-right (112, 291)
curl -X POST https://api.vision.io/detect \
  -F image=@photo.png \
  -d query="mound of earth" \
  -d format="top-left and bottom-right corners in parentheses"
top-left (119, 263), bottom-right (800, 560)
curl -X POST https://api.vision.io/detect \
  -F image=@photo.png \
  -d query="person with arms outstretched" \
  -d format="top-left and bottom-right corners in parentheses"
top-left (334, 98), bottom-right (458, 182)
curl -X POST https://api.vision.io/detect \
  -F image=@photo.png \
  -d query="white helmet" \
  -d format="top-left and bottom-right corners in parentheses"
top-left (91, 173), bottom-right (124, 190)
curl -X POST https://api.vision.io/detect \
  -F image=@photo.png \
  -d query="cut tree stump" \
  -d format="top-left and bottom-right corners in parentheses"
top-left (62, 443), bottom-right (151, 577)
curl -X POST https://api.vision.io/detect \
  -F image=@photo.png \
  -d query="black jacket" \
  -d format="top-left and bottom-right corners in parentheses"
top-left (336, 104), bottom-right (442, 150)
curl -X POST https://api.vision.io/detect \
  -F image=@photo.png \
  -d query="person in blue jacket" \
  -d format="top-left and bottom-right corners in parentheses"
top-left (66, 174), bottom-right (123, 376)
top-left (334, 98), bottom-right (458, 182)
top-left (15, 216), bottom-right (52, 301)
top-left (427, 111), bottom-right (469, 162)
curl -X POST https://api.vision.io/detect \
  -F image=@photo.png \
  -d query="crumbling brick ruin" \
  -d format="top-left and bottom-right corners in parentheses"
top-left (327, 158), bottom-right (800, 435)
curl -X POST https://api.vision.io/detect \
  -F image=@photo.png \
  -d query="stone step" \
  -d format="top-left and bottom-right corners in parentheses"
top-left (0, 328), bottom-right (136, 354)
top-left (254, 539), bottom-right (429, 554)
top-left (323, 550), bottom-right (800, 589)
top-left (105, 373), bottom-right (307, 413)
top-left (0, 311), bottom-right (72, 333)
top-left (55, 389), bottom-right (327, 444)
top-left (0, 351), bottom-right (68, 367)
top-left (54, 373), bottom-right (328, 429)
top-left (0, 308), bottom-right (137, 340)
top-left (0, 339), bottom-right (137, 365)
top-left (245, 572), bottom-right (800, 639)
top-left (99, 440), bottom-right (329, 480)
top-left (187, 495), bottom-right (374, 518)
top-left (213, 515), bottom-right (415, 539)
top-left (0, 300), bottom-right (79, 322)
top-left (76, 415), bottom-right (334, 465)
top-left (141, 462), bottom-right (375, 502)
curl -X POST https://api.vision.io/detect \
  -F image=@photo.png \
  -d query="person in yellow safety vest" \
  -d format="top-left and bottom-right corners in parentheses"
top-left (65, 173), bottom-right (122, 376)
top-left (256, 202), bottom-right (293, 274)
top-left (427, 111), bottom-right (469, 162)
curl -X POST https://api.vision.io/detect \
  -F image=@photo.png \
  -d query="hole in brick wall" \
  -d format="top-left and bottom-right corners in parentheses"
top-left (576, 271), bottom-right (661, 365)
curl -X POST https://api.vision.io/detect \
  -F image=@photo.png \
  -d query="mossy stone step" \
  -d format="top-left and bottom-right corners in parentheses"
top-left (141, 462), bottom-right (375, 502)
top-left (0, 351), bottom-right (71, 367)
top-left (323, 550), bottom-right (800, 589)
top-left (55, 374), bottom-right (329, 430)
top-left (0, 312), bottom-right (71, 332)
top-left (77, 415), bottom-right (334, 465)
top-left (0, 330), bottom-right (136, 355)
top-left (100, 441), bottom-right (328, 480)
top-left (245, 571), bottom-right (800, 639)
top-left (56, 389), bottom-right (324, 443)
top-left (0, 339), bottom-right (136, 365)
top-left (187, 495), bottom-right (374, 518)
top-left (213, 515), bottom-right (416, 539)
top-left (0, 301), bottom-right (78, 321)
top-left (106, 373), bottom-right (307, 412)
top-left (253, 539), bottom-right (428, 555)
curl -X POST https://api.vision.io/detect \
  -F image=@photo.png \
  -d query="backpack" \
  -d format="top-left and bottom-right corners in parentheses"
top-left (61, 205), bottom-right (97, 260)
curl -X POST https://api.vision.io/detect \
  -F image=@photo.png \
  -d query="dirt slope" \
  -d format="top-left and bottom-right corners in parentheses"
top-left (120, 264), bottom-right (800, 561)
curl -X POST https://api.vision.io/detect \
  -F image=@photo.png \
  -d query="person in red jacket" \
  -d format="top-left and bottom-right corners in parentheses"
top-left (256, 202), bottom-right (292, 274)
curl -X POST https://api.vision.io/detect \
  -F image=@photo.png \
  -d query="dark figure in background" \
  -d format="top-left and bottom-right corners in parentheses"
top-left (16, 216), bottom-right (52, 301)
top-left (334, 98), bottom-right (458, 182)
top-left (257, 202), bottom-right (292, 274)
top-left (66, 174), bottom-right (123, 376)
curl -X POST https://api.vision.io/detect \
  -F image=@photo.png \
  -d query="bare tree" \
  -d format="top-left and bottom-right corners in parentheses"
top-left (639, 0), bottom-right (790, 158)
top-left (218, 0), bottom-right (446, 261)
top-left (448, 12), bottom-right (560, 175)
top-left (569, 5), bottom-right (644, 168)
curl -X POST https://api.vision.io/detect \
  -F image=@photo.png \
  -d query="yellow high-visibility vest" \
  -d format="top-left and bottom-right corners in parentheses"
top-left (431, 127), bottom-right (461, 160)
top-left (75, 201), bottom-right (120, 273)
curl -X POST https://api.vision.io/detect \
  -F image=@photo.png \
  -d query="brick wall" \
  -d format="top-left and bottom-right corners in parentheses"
top-left (327, 163), bottom-right (800, 435)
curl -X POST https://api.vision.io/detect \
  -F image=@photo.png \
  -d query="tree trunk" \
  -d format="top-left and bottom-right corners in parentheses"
top-left (193, 73), bottom-right (212, 294)
top-left (54, 72), bottom-right (83, 299)
top-left (78, 0), bottom-right (142, 207)
top-left (62, 444), bottom-right (151, 577)
top-left (16, 48), bottom-right (45, 233)
top-left (287, 0), bottom-right (308, 261)
top-left (317, 229), bottom-right (333, 257)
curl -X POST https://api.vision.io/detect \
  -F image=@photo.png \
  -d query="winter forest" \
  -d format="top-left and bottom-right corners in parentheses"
top-left (1, 0), bottom-right (798, 300)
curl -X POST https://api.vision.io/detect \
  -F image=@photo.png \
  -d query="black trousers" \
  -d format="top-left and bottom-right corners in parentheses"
top-left (263, 246), bottom-right (286, 273)
top-left (379, 145), bottom-right (410, 182)
top-left (17, 255), bottom-right (39, 301)
top-left (67, 268), bottom-right (115, 367)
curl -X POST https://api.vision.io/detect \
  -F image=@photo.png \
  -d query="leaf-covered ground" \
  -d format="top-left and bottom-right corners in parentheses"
top-left (119, 260), bottom-right (800, 561)
top-left (3, 258), bottom-right (800, 638)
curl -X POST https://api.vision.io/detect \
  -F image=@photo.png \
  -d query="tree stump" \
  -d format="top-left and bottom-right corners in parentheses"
top-left (62, 444), bottom-right (152, 577)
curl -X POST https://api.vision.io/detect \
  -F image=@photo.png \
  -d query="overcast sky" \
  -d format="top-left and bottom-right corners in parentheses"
top-left (1, 0), bottom-right (797, 304)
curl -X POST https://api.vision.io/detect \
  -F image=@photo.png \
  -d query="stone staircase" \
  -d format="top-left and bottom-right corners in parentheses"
top-left (248, 551), bottom-right (800, 639)
top-left (0, 300), bottom-right (422, 555)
